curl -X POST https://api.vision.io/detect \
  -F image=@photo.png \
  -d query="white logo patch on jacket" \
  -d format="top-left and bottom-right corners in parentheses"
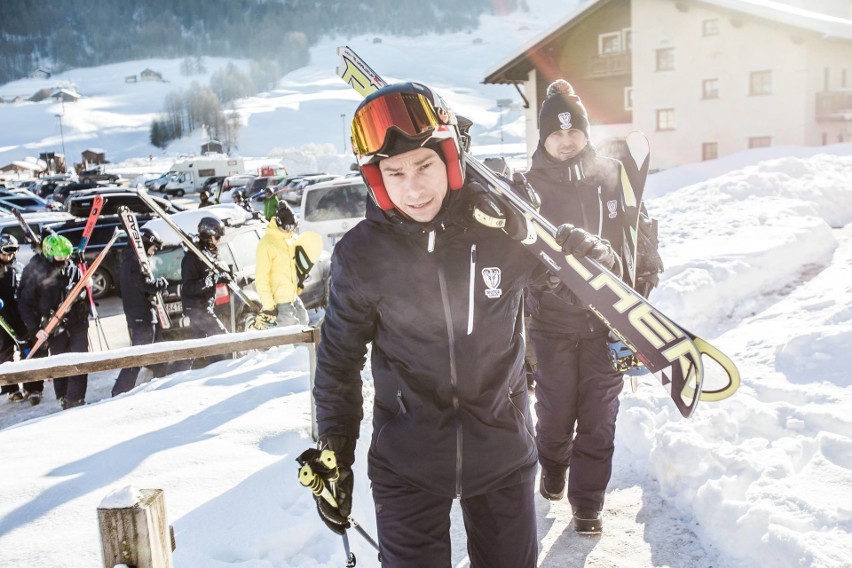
top-left (607, 199), bottom-right (618, 219)
top-left (481, 267), bottom-right (502, 298)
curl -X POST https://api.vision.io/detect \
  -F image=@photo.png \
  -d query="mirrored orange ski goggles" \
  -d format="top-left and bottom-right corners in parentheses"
top-left (351, 91), bottom-right (441, 156)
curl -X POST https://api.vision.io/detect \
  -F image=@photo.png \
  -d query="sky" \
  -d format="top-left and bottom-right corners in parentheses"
top-left (1, 1), bottom-right (851, 567)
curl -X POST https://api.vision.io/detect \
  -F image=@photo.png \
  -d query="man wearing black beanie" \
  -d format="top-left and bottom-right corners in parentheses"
top-left (525, 79), bottom-right (628, 535)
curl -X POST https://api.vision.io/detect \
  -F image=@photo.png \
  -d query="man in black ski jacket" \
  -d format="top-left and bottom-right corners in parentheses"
top-left (113, 228), bottom-right (169, 396)
top-left (525, 79), bottom-right (631, 535)
top-left (301, 82), bottom-right (619, 568)
top-left (17, 233), bottom-right (90, 409)
top-left (179, 216), bottom-right (228, 366)
top-left (0, 234), bottom-right (42, 404)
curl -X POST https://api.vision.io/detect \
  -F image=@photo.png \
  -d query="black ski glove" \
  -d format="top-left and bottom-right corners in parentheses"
top-left (465, 181), bottom-right (531, 241)
top-left (297, 435), bottom-right (355, 535)
top-left (555, 224), bottom-right (620, 273)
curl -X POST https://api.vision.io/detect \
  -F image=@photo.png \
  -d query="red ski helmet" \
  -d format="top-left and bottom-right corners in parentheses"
top-left (351, 82), bottom-right (465, 212)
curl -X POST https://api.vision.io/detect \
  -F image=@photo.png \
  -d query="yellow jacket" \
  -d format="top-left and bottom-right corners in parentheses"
top-left (255, 218), bottom-right (300, 311)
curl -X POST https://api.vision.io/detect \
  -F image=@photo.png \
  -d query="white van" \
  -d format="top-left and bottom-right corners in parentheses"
top-left (299, 176), bottom-right (368, 251)
top-left (163, 156), bottom-right (246, 196)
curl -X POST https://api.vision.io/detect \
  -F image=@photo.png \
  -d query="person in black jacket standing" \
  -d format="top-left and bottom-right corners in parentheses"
top-left (18, 233), bottom-right (90, 409)
top-left (301, 82), bottom-right (619, 568)
top-left (180, 216), bottom-right (228, 366)
top-left (0, 235), bottom-right (42, 404)
top-left (113, 228), bottom-right (169, 396)
top-left (525, 80), bottom-right (630, 535)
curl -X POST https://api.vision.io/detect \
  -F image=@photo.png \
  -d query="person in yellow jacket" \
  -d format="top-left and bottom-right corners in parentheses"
top-left (254, 203), bottom-right (309, 328)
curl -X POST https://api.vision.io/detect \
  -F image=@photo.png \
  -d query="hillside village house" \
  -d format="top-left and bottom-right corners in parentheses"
top-left (483, 0), bottom-right (852, 170)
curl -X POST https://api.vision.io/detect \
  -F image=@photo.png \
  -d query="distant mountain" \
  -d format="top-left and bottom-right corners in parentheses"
top-left (0, 0), bottom-right (521, 84)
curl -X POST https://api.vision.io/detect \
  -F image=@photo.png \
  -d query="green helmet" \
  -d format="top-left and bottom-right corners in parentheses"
top-left (43, 234), bottom-right (74, 260)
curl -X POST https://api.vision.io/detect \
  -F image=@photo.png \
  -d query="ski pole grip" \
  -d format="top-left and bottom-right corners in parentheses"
top-left (298, 464), bottom-right (339, 508)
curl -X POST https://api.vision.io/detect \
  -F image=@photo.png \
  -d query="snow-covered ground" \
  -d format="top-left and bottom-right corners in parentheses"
top-left (1, 1), bottom-right (851, 566)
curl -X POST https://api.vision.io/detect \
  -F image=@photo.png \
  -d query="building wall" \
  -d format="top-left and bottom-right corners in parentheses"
top-left (632, 0), bottom-right (852, 169)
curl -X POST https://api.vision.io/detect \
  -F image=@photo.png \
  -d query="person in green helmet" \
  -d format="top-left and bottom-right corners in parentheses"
top-left (17, 232), bottom-right (91, 410)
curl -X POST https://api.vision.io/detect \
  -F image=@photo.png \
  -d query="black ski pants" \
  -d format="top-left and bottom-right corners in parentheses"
top-left (185, 306), bottom-right (228, 367)
top-left (113, 318), bottom-right (168, 396)
top-left (371, 469), bottom-right (537, 568)
top-left (530, 327), bottom-right (624, 512)
top-left (50, 323), bottom-right (89, 403)
top-left (1, 343), bottom-right (44, 395)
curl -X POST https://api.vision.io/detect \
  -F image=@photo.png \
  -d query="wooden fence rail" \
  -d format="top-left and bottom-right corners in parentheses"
top-left (0, 326), bottom-right (320, 385)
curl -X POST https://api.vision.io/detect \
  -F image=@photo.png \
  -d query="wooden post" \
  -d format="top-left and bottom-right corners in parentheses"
top-left (97, 488), bottom-right (174, 568)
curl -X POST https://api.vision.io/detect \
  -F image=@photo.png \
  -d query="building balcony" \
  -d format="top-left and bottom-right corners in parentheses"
top-left (587, 52), bottom-right (631, 79)
top-left (816, 91), bottom-right (852, 121)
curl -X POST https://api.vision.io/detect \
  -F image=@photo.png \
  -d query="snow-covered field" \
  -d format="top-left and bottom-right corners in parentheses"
top-left (1, 1), bottom-right (851, 566)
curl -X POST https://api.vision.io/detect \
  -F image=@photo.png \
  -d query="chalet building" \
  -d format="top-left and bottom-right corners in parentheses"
top-left (30, 67), bottom-right (51, 79)
top-left (51, 88), bottom-right (80, 103)
top-left (81, 149), bottom-right (107, 165)
top-left (28, 88), bottom-right (54, 102)
top-left (483, 0), bottom-right (852, 169)
top-left (140, 68), bottom-right (164, 82)
top-left (201, 140), bottom-right (223, 154)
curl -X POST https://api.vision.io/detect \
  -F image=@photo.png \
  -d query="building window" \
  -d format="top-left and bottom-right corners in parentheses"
top-left (748, 136), bottom-right (772, 148)
top-left (702, 19), bottom-right (720, 36)
top-left (702, 142), bottom-right (718, 161)
top-left (599, 32), bottom-right (622, 55)
top-left (624, 87), bottom-right (634, 111)
top-left (824, 67), bottom-right (831, 91)
top-left (656, 108), bottom-right (676, 131)
top-left (623, 28), bottom-right (633, 51)
top-left (842, 69), bottom-right (848, 88)
top-left (656, 48), bottom-right (675, 71)
top-left (702, 78), bottom-right (719, 99)
top-left (749, 70), bottom-right (773, 95)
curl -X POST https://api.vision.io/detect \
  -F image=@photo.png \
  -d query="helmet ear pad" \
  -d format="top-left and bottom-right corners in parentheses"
top-left (362, 138), bottom-right (465, 212)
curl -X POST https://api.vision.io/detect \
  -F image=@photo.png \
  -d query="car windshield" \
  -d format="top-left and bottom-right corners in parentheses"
top-left (303, 183), bottom-right (368, 221)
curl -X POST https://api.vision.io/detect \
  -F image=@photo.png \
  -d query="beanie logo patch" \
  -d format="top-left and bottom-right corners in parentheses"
top-left (558, 112), bottom-right (573, 130)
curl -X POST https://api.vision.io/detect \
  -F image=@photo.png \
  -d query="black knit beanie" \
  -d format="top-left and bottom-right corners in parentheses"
top-left (538, 80), bottom-right (590, 145)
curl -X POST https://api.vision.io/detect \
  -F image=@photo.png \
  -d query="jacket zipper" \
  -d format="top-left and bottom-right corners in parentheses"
top-left (438, 264), bottom-right (463, 498)
top-left (467, 244), bottom-right (476, 335)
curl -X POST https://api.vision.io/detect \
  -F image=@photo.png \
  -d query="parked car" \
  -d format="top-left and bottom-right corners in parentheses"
top-left (299, 176), bottom-right (368, 251)
top-left (144, 173), bottom-right (173, 192)
top-left (279, 174), bottom-right (340, 205)
top-left (77, 166), bottom-right (121, 184)
top-left (50, 180), bottom-right (101, 204)
top-left (141, 206), bottom-right (331, 339)
top-left (0, 193), bottom-right (53, 213)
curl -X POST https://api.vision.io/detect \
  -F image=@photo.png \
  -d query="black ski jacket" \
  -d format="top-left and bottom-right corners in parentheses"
top-left (315, 186), bottom-right (543, 499)
top-left (17, 255), bottom-right (88, 337)
top-left (525, 144), bottom-right (627, 334)
top-left (0, 261), bottom-right (27, 347)
top-left (180, 243), bottom-right (218, 311)
top-left (119, 247), bottom-right (160, 323)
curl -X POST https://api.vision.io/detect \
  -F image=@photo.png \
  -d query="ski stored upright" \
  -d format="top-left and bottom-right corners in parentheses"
top-left (12, 209), bottom-right (42, 248)
top-left (118, 206), bottom-right (171, 329)
top-left (26, 228), bottom-right (121, 359)
top-left (334, 45), bottom-right (740, 418)
top-left (136, 189), bottom-right (260, 313)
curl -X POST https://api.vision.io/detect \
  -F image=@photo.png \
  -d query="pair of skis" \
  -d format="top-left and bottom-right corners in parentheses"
top-left (117, 206), bottom-right (171, 329)
top-left (335, 46), bottom-right (740, 418)
top-left (78, 194), bottom-right (110, 349)
top-left (136, 188), bottom-right (260, 314)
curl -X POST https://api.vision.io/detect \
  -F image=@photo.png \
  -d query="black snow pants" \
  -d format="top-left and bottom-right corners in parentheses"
top-left (370, 466), bottom-right (538, 568)
top-left (113, 318), bottom-right (168, 396)
top-left (530, 327), bottom-right (624, 512)
top-left (50, 322), bottom-right (90, 403)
